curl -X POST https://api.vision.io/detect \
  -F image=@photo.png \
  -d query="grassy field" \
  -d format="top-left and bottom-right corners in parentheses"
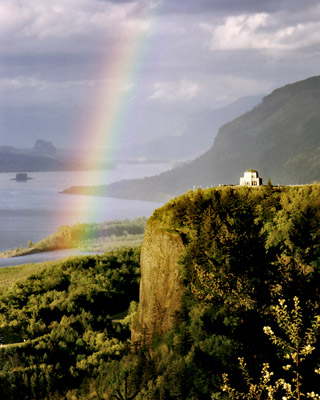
top-left (0, 259), bottom-right (66, 293)
top-left (0, 235), bottom-right (144, 292)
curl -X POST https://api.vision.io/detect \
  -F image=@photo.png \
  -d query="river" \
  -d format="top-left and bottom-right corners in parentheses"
top-left (0, 162), bottom-right (171, 266)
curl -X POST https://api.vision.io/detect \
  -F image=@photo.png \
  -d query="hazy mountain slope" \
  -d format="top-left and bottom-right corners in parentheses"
top-left (64, 76), bottom-right (320, 201)
top-left (0, 150), bottom-right (64, 173)
top-left (205, 75), bottom-right (320, 185)
top-left (119, 95), bottom-right (262, 161)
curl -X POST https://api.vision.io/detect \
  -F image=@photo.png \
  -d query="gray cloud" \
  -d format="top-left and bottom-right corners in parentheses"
top-left (156, 0), bottom-right (309, 15)
top-left (1, 0), bottom-right (320, 149)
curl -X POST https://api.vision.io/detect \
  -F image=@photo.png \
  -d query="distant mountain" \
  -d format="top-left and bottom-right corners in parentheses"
top-left (0, 141), bottom-right (112, 173)
top-left (32, 139), bottom-right (57, 157)
top-left (119, 96), bottom-right (262, 161)
top-left (0, 143), bottom-right (64, 173)
top-left (62, 76), bottom-right (320, 201)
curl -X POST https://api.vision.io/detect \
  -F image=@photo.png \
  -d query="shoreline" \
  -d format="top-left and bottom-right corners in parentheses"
top-left (0, 247), bottom-right (68, 259)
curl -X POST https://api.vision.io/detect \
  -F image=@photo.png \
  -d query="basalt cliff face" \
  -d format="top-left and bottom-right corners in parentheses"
top-left (132, 219), bottom-right (185, 341)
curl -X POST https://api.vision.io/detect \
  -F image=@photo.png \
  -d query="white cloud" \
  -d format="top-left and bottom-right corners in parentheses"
top-left (0, 76), bottom-right (103, 109)
top-left (0, 77), bottom-right (48, 91)
top-left (149, 80), bottom-right (200, 102)
top-left (201, 10), bottom-right (320, 51)
top-left (0, 0), bottom-right (151, 53)
top-left (0, 76), bottom-right (100, 91)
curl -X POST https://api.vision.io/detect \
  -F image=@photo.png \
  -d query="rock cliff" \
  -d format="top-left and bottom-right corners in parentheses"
top-left (32, 139), bottom-right (57, 157)
top-left (132, 219), bottom-right (185, 341)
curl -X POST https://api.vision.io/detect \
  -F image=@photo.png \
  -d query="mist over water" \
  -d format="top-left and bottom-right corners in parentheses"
top-left (0, 163), bottom-right (170, 253)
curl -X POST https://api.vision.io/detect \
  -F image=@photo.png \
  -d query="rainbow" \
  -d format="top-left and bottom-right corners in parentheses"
top-left (57, 3), bottom-right (159, 227)
top-left (80, 3), bottom-right (156, 173)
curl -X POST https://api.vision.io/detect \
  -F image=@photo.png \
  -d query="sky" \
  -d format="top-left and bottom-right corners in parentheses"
top-left (1, 0), bottom-right (320, 151)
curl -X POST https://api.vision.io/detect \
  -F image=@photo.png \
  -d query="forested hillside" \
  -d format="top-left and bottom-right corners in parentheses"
top-left (0, 249), bottom-right (140, 399)
top-left (128, 184), bottom-right (320, 399)
top-left (119, 95), bottom-right (262, 161)
top-left (63, 75), bottom-right (320, 201)
top-left (1, 185), bottom-right (320, 399)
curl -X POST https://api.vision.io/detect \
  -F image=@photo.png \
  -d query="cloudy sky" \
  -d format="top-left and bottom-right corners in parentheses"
top-left (1, 0), bottom-right (320, 150)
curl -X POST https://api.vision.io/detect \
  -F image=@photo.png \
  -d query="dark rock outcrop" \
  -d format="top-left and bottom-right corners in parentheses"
top-left (32, 139), bottom-right (57, 157)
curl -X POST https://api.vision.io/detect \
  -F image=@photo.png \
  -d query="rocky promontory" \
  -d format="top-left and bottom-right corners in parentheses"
top-left (132, 220), bottom-right (185, 341)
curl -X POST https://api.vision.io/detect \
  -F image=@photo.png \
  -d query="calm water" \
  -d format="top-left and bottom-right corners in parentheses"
top-left (0, 163), bottom-right (170, 262)
top-left (0, 249), bottom-right (99, 268)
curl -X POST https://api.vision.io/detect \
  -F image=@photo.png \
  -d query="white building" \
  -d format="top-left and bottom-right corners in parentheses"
top-left (240, 170), bottom-right (263, 186)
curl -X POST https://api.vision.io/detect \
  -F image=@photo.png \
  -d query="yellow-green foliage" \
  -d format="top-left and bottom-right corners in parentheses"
top-left (2, 185), bottom-right (320, 399)
top-left (139, 184), bottom-right (320, 399)
top-left (217, 297), bottom-right (320, 399)
top-left (1, 217), bottom-right (147, 255)
top-left (0, 261), bottom-right (57, 294)
top-left (36, 217), bottom-right (147, 252)
top-left (0, 248), bottom-right (141, 399)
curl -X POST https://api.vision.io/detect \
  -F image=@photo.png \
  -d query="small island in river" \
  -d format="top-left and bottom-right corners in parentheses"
top-left (11, 173), bottom-right (34, 181)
